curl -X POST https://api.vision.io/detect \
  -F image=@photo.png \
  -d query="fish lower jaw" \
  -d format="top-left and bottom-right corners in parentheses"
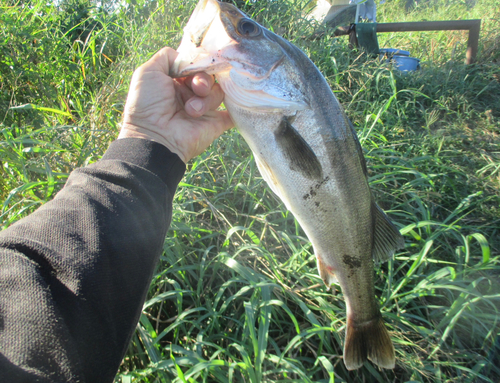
top-left (220, 80), bottom-right (308, 113)
top-left (225, 97), bottom-right (297, 114)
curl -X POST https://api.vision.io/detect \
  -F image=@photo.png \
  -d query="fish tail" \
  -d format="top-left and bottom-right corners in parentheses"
top-left (343, 314), bottom-right (395, 370)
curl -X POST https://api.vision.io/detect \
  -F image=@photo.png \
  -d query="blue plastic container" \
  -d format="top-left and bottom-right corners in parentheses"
top-left (380, 48), bottom-right (411, 57)
top-left (394, 55), bottom-right (420, 71)
top-left (379, 48), bottom-right (420, 72)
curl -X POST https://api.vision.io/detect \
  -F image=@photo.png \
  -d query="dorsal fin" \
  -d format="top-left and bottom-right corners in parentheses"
top-left (372, 203), bottom-right (405, 263)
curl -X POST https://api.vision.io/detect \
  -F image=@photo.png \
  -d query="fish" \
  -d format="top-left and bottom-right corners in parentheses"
top-left (170, 0), bottom-right (404, 370)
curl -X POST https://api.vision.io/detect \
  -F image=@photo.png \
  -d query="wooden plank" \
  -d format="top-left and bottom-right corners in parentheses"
top-left (376, 20), bottom-right (481, 64)
top-left (333, 19), bottom-right (482, 64)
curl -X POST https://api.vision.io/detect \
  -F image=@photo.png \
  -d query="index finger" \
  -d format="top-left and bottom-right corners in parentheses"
top-left (147, 47), bottom-right (216, 98)
top-left (139, 47), bottom-right (178, 75)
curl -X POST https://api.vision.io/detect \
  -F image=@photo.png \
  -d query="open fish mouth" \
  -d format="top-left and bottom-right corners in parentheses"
top-left (170, 0), bottom-right (234, 77)
top-left (171, 0), bottom-right (309, 112)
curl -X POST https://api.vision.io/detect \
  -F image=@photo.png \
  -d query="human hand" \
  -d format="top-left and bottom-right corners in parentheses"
top-left (119, 47), bottom-right (233, 163)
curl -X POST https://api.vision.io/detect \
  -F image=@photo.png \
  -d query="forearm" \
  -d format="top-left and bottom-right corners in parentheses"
top-left (0, 138), bottom-right (185, 382)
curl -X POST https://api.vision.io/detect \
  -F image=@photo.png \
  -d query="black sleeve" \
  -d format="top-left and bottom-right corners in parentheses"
top-left (0, 138), bottom-right (186, 383)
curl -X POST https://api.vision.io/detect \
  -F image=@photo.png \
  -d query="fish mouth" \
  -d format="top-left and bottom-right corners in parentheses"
top-left (170, 0), bottom-right (234, 78)
top-left (170, 0), bottom-right (309, 112)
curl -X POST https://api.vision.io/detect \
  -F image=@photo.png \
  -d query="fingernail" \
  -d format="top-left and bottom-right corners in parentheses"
top-left (196, 77), bottom-right (209, 89)
top-left (190, 99), bottom-right (203, 112)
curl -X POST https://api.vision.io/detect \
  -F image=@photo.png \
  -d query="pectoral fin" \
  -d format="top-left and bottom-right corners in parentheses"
top-left (275, 116), bottom-right (322, 180)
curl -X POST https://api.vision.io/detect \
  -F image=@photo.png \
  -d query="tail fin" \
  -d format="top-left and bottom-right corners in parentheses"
top-left (343, 315), bottom-right (395, 370)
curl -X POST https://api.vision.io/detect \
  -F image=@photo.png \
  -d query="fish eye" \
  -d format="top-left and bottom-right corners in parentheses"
top-left (237, 19), bottom-right (260, 37)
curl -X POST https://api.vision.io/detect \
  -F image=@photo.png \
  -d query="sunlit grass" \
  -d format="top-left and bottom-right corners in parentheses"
top-left (1, 0), bottom-right (499, 382)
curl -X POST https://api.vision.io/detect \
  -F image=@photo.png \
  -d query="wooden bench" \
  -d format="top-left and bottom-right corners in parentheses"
top-left (335, 19), bottom-right (481, 64)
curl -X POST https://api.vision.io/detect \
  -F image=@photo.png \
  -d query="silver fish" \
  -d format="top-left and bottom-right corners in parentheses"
top-left (170, 0), bottom-right (404, 370)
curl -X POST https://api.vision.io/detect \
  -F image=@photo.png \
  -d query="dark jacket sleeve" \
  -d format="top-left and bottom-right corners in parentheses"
top-left (0, 138), bottom-right (186, 383)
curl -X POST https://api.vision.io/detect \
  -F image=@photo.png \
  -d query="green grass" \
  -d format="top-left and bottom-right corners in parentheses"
top-left (1, 0), bottom-right (499, 382)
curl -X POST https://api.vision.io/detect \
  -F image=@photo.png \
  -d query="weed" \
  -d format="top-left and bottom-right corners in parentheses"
top-left (1, 0), bottom-right (499, 382)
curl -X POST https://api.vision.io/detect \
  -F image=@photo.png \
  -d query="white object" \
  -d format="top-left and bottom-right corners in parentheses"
top-left (351, 0), bottom-right (377, 23)
top-left (307, 0), bottom-right (335, 22)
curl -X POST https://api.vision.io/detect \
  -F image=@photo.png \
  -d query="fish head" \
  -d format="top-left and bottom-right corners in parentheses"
top-left (170, 0), bottom-right (309, 112)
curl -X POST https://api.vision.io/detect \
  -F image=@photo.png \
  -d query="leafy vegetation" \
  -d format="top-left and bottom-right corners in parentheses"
top-left (1, 0), bottom-right (499, 381)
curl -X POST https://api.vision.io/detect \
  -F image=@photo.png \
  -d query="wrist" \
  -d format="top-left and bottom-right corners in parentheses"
top-left (118, 124), bottom-right (187, 163)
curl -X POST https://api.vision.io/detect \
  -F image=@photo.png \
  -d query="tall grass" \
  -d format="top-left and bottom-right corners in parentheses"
top-left (1, 0), bottom-right (499, 382)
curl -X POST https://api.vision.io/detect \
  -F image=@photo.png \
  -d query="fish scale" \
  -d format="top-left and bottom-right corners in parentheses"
top-left (170, 0), bottom-right (404, 370)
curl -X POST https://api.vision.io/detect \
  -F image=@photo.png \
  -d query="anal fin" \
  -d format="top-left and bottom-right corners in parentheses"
top-left (372, 202), bottom-right (405, 263)
top-left (317, 255), bottom-right (338, 293)
top-left (343, 315), bottom-right (395, 370)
